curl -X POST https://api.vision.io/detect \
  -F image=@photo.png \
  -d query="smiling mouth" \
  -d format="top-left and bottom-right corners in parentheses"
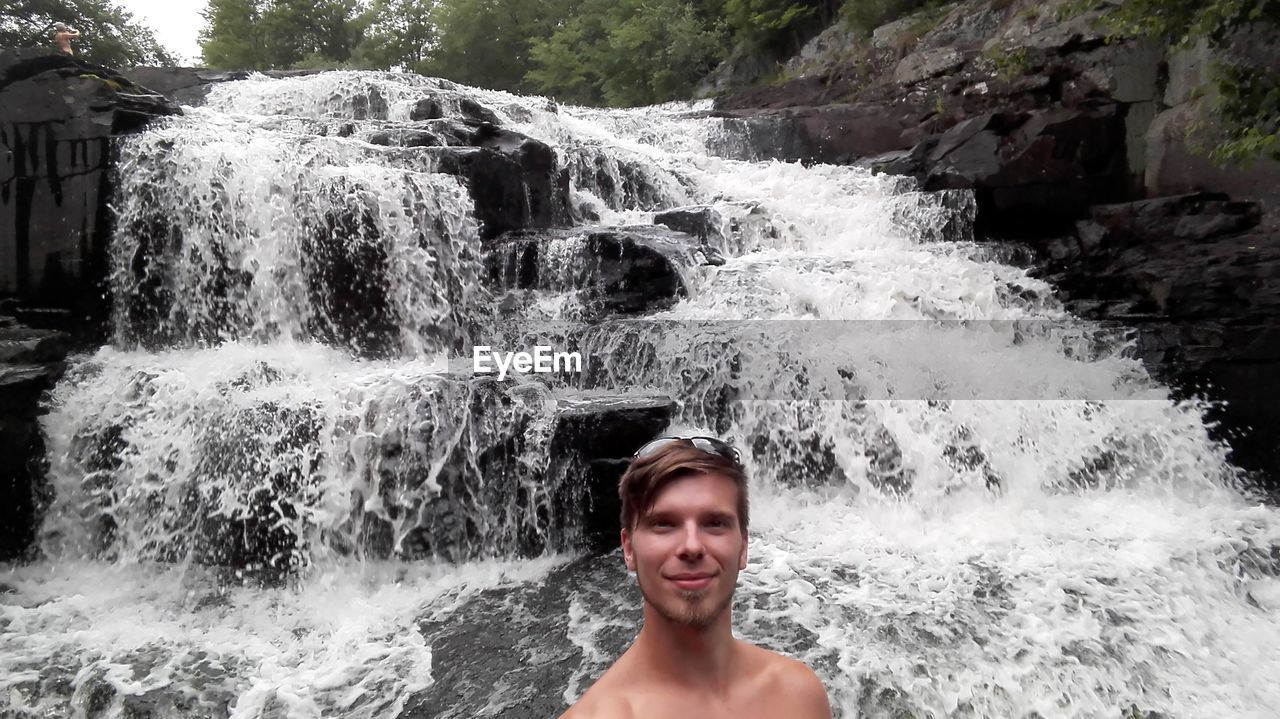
top-left (667, 575), bottom-right (714, 591)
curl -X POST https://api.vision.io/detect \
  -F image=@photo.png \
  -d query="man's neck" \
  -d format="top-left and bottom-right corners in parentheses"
top-left (632, 605), bottom-right (739, 692)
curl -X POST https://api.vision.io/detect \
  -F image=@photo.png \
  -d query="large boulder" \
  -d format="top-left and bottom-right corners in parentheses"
top-left (1, 51), bottom-right (175, 561)
top-left (982, 0), bottom-right (1110, 56)
top-left (551, 393), bottom-right (677, 549)
top-left (0, 50), bottom-right (178, 331)
top-left (653, 205), bottom-right (728, 254)
top-left (918, 106), bottom-right (1127, 231)
top-left (426, 125), bottom-right (571, 240)
top-left (894, 47), bottom-right (967, 87)
top-left (486, 226), bottom-right (720, 315)
top-left (367, 120), bottom-right (572, 241)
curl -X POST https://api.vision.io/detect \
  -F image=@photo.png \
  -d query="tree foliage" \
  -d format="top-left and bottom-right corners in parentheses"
top-left (418, 0), bottom-right (553, 92)
top-left (191, 0), bottom-right (848, 105)
top-left (523, 0), bottom-right (728, 106)
top-left (200, 0), bottom-right (363, 70)
top-left (351, 0), bottom-right (434, 72)
top-left (725, 0), bottom-right (837, 51)
top-left (0, 0), bottom-right (176, 67)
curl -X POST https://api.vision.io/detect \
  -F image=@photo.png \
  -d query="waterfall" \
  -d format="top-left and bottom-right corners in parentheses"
top-left (2, 70), bottom-right (1278, 719)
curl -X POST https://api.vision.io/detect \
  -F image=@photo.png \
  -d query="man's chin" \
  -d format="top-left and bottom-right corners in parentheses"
top-left (648, 591), bottom-right (730, 628)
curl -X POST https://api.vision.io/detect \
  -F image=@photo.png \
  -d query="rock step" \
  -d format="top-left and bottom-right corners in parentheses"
top-left (486, 226), bottom-right (721, 316)
top-left (59, 378), bottom-right (673, 577)
top-left (0, 326), bottom-right (72, 365)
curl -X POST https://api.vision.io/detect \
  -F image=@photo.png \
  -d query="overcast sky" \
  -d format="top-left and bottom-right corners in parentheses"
top-left (120, 0), bottom-right (208, 65)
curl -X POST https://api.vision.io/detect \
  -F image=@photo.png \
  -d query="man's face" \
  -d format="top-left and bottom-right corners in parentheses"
top-left (621, 471), bottom-right (748, 628)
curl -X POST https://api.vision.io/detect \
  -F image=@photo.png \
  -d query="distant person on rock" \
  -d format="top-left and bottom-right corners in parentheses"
top-left (560, 436), bottom-right (832, 719)
top-left (52, 23), bottom-right (81, 55)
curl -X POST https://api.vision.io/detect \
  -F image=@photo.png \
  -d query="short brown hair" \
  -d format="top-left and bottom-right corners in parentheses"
top-left (619, 440), bottom-right (749, 533)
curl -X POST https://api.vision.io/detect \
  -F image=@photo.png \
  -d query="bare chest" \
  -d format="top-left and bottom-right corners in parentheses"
top-left (626, 684), bottom-right (801, 719)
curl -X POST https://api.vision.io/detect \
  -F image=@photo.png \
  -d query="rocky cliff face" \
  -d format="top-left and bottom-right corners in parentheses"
top-left (713, 0), bottom-right (1280, 490)
top-left (1, 49), bottom-right (180, 331)
top-left (1, 49), bottom-right (180, 561)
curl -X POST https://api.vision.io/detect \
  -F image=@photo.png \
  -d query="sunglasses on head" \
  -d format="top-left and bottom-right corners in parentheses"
top-left (632, 435), bottom-right (742, 464)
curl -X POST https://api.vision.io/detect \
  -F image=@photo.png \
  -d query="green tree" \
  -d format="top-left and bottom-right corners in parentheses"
top-left (525, 0), bottom-right (615, 104)
top-left (259, 0), bottom-right (362, 68)
top-left (724, 0), bottom-right (836, 53)
top-left (199, 0), bottom-right (364, 70)
top-left (0, 0), bottom-right (176, 67)
top-left (200, 0), bottom-right (269, 70)
top-left (525, 0), bottom-right (727, 106)
top-left (421, 0), bottom-right (556, 91)
top-left (526, 18), bottom-right (605, 104)
top-left (351, 0), bottom-right (434, 72)
top-left (603, 0), bottom-right (729, 105)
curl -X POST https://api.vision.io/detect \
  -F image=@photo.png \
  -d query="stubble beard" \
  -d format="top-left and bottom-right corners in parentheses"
top-left (638, 574), bottom-right (735, 628)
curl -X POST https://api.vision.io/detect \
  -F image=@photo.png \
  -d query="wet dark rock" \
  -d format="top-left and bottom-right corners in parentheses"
top-left (430, 125), bottom-right (571, 239)
top-left (300, 178), bottom-right (400, 357)
top-left (348, 388), bottom-right (672, 562)
top-left (410, 95), bottom-right (501, 124)
top-left (552, 394), bottom-right (677, 549)
top-left (653, 205), bottom-right (727, 256)
top-left (334, 121), bottom-right (576, 290)
top-left (0, 323), bottom-right (74, 365)
top-left (410, 97), bottom-right (445, 121)
top-left (192, 402), bottom-right (323, 575)
top-left (1, 50), bottom-right (178, 337)
top-left (0, 321), bottom-right (71, 562)
top-left (1086, 193), bottom-right (1262, 246)
top-left (367, 127), bottom-right (446, 147)
top-left (486, 226), bottom-right (719, 315)
top-left (63, 371), bottom-right (673, 574)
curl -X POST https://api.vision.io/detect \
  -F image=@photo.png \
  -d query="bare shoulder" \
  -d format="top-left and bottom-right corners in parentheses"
top-left (558, 667), bottom-right (636, 719)
top-left (558, 690), bottom-right (635, 719)
top-left (744, 643), bottom-right (833, 718)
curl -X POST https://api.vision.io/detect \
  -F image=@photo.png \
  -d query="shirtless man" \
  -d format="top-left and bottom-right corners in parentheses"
top-left (561, 436), bottom-right (832, 719)
top-left (52, 23), bottom-right (81, 54)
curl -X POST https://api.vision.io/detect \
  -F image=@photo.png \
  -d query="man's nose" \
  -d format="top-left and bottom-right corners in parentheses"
top-left (675, 522), bottom-right (706, 559)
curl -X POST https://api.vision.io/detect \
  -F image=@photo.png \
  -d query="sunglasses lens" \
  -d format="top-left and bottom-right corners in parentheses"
top-left (634, 437), bottom-right (680, 459)
top-left (691, 437), bottom-right (740, 463)
top-left (633, 436), bottom-right (740, 464)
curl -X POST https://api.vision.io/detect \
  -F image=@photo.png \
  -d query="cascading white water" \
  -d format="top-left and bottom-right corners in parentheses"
top-left (2, 70), bottom-right (1278, 719)
top-left (109, 111), bottom-right (482, 356)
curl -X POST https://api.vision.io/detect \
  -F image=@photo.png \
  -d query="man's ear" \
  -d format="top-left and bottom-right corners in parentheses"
top-left (738, 532), bottom-right (748, 570)
top-left (621, 528), bottom-right (636, 572)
